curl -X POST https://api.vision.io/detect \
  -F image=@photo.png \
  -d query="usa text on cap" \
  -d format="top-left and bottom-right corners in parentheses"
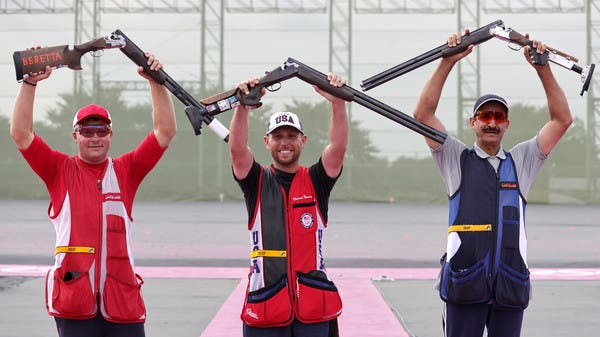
top-left (266, 111), bottom-right (303, 135)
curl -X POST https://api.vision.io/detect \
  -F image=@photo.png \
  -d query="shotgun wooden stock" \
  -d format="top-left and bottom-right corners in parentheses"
top-left (13, 36), bottom-right (125, 81)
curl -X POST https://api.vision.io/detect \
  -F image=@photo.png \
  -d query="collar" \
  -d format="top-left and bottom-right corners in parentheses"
top-left (473, 143), bottom-right (506, 160)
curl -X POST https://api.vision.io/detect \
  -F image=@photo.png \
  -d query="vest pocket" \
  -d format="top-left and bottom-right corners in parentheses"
top-left (440, 259), bottom-right (491, 304)
top-left (494, 261), bottom-right (530, 309)
top-left (496, 214), bottom-right (530, 309)
top-left (48, 263), bottom-right (95, 317)
top-left (103, 215), bottom-right (145, 321)
top-left (242, 276), bottom-right (293, 327)
top-left (295, 270), bottom-right (342, 323)
top-left (103, 273), bottom-right (146, 322)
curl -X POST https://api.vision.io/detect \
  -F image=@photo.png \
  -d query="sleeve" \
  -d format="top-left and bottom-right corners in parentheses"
top-left (114, 132), bottom-right (167, 200)
top-left (20, 134), bottom-right (67, 188)
top-left (509, 135), bottom-right (547, 199)
top-left (235, 160), bottom-right (261, 223)
top-left (309, 158), bottom-right (340, 224)
top-left (431, 135), bottom-right (467, 197)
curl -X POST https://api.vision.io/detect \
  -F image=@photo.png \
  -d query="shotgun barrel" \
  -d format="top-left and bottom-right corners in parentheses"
top-left (360, 20), bottom-right (504, 91)
top-left (112, 29), bottom-right (230, 140)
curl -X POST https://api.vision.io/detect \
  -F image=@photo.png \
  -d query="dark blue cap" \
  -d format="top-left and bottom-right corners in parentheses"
top-left (473, 94), bottom-right (509, 116)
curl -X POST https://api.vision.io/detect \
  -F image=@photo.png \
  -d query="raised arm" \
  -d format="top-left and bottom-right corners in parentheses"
top-left (138, 52), bottom-right (176, 148)
top-left (413, 30), bottom-right (474, 149)
top-left (10, 64), bottom-right (52, 151)
top-left (316, 73), bottom-right (348, 178)
top-left (524, 37), bottom-right (573, 155)
top-left (229, 77), bottom-right (262, 180)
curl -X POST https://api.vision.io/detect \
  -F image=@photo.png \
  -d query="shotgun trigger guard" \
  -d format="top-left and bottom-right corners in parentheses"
top-left (508, 41), bottom-right (522, 51)
top-left (266, 82), bottom-right (281, 92)
top-left (90, 50), bottom-right (104, 57)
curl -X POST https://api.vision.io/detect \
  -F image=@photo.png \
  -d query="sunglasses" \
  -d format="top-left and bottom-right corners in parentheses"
top-left (76, 124), bottom-right (111, 138)
top-left (475, 110), bottom-right (507, 123)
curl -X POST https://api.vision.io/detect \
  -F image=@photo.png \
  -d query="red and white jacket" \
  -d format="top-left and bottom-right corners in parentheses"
top-left (46, 157), bottom-right (145, 322)
top-left (241, 166), bottom-right (342, 327)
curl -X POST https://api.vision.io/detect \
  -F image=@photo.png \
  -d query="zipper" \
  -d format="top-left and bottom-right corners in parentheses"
top-left (95, 179), bottom-right (102, 309)
top-left (283, 184), bottom-right (296, 317)
top-left (489, 164), bottom-right (502, 287)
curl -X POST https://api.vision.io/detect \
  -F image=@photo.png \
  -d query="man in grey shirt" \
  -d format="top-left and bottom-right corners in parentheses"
top-left (412, 30), bottom-right (573, 337)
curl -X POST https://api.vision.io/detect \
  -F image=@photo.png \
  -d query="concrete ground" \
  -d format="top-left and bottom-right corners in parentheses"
top-left (0, 200), bottom-right (598, 336)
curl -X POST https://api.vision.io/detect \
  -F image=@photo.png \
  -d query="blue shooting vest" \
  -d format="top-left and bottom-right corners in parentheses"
top-left (439, 149), bottom-right (531, 309)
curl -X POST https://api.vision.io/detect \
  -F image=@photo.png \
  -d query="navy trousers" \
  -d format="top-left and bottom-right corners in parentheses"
top-left (443, 302), bottom-right (524, 337)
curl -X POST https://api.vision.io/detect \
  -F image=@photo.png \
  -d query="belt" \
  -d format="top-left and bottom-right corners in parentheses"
top-left (55, 246), bottom-right (96, 255)
top-left (448, 224), bottom-right (492, 233)
top-left (250, 250), bottom-right (287, 258)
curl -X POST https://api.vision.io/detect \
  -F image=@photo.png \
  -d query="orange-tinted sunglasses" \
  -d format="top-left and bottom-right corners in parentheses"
top-left (76, 124), bottom-right (112, 138)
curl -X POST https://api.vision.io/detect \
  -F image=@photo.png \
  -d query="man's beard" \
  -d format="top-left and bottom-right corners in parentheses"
top-left (271, 148), bottom-right (301, 167)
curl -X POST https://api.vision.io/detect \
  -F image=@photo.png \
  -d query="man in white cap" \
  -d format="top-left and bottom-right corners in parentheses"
top-left (412, 30), bottom-right (572, 337)
top-left (10, 51), bottom-right (176, 337)
top-left (229, 73), bottom-right (347, 337)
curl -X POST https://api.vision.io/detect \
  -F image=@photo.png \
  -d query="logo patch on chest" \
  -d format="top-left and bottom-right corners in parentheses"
top-left (500, 182), bottom-right (518, 189)
top-left (300, 212), bottom-right (314, 229)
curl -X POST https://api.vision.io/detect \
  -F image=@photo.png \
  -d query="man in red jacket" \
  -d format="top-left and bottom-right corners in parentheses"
top-left (10, 51), bottom-right (176, 337)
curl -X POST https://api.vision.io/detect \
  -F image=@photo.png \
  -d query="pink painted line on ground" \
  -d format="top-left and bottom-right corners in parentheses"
top-left (197, 277), bottom-right (409, 337)
top-left (137, 266), bottom-right (248, 279)
top-left (530, 268), bottom-right (600, 280)
top-left (199, 279), bottom-right (246, 337)
top-left (1, 265), bottom-right (600, 280)
top-left (0, 264), bottom-right (48, 277)
top-left (336, 278), bottom-right (409, 337)
top-left (329, 267), bottom-right (439, 280)
top-left (2, 265), bottom-right (599, 337)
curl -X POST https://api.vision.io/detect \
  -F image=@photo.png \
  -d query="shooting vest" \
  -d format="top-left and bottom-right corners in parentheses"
top-left (439, 150), bottom-right (531, 309)
top-left (241, 166), bottom-right (342, 327)
top-left (45, 158), bottom-right (146, 322)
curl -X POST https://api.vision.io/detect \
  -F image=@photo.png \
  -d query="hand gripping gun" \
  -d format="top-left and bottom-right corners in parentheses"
top-left (360, 20), bottom-right (595, 96)
top-left (488, 25), bottom-right (595, 96)
top-left (200, 57), bottom-right (447, 144)
top-left (13, 35), bottom-right (126, 82)
top-left (111, 29), bottom-right (230, 141)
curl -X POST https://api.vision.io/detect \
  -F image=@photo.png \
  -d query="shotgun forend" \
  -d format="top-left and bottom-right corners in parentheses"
top-left (489, 25), bottom-right (595, 96)
top-left (112, 29), bottom-right (230, 141)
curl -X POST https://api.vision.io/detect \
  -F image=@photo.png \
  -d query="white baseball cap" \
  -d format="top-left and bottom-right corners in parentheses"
top-left (265, 111), bottom-right (304, 135)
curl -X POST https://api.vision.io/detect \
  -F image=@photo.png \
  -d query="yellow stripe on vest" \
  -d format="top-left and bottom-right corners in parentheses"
top-left (448, 224), bottom-right (492, 233)
top-left (55, 246), bottom-right (96, 255)
top-left (250, 250), bottom-right (287, 258)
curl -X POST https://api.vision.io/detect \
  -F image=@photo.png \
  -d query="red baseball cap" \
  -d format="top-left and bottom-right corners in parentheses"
top-left (72, 104), bottom-right (112, 127)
